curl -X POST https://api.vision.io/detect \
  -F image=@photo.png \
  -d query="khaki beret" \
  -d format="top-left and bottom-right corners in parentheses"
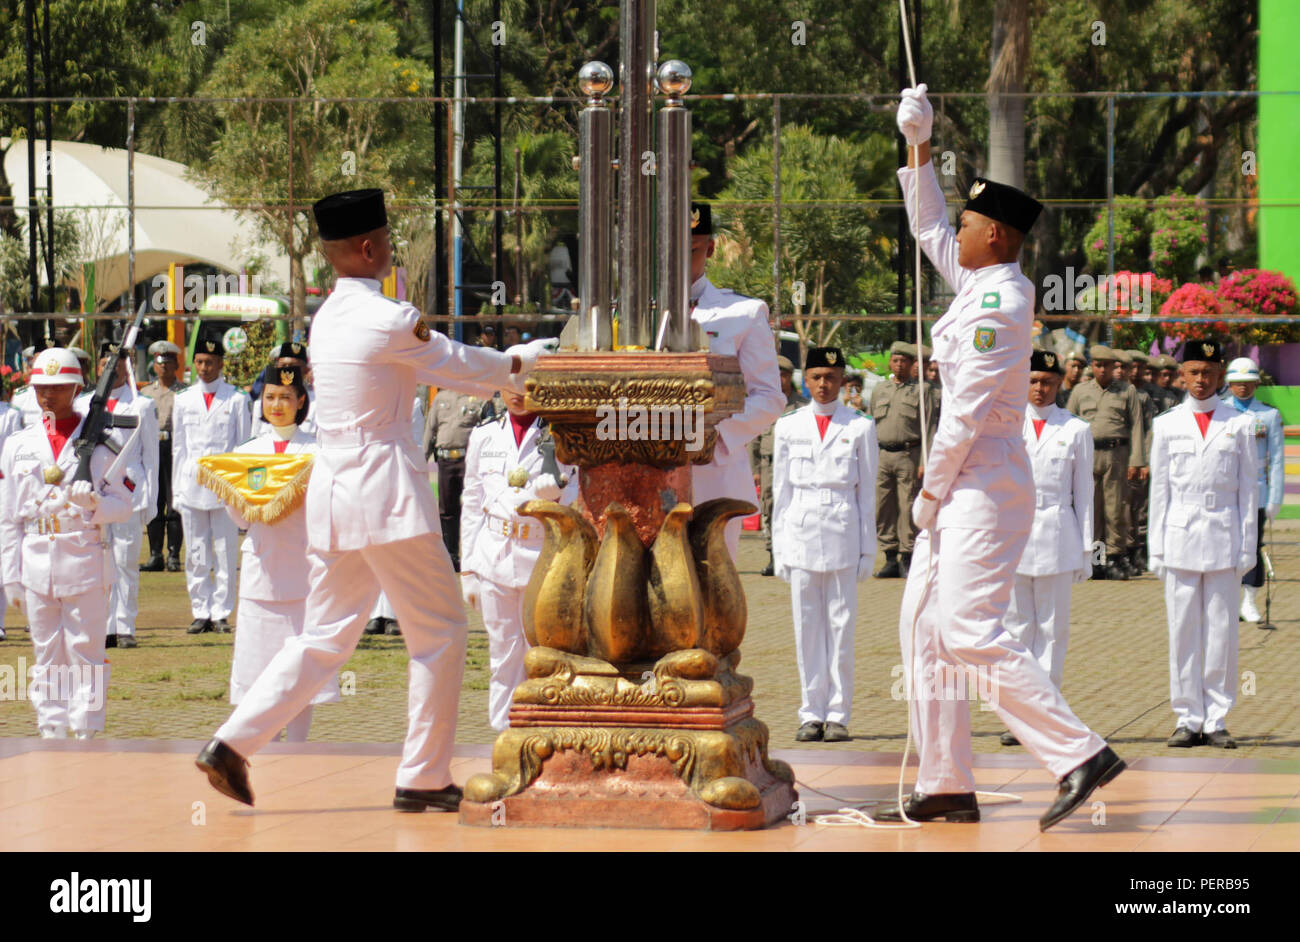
top-left (776, 355), bottom-right (795, 372)
top-left (1066, 347), bottom-right (1088, 363)
top-left (1089, 344), bottom-right (1117, 362)
top-left (889, 340), bottom-right (917, 359)
top-left (1126, 349), bottom-right (1149, 365)
top-left (918, 344), bottom-right (932, 358)
top-left (1112, 349), bottom-right (1132, 364)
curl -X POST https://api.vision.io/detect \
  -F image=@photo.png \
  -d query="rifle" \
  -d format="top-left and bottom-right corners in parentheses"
top-left (71, 305), bottom-right (148, 485)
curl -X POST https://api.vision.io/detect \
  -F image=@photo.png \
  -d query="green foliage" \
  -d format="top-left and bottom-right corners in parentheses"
top-left (1149, 190), bottom-right (1209, 281)
top-left (1083, 198), bottom-right (1150, 273)
top-left (222, 318), bottom-right (278, 388)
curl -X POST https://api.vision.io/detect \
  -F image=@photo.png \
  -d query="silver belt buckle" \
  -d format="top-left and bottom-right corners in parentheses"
top-left (1036, 493), bottom-right (1050, 509)
top-left (819, 488), bottom-right (831, 505)
top-left (1204, 492), bottom-right (1217, 510)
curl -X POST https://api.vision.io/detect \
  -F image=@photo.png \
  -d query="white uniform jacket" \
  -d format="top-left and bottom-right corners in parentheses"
top-left (12, 386), bottom-right (41, 428)
top-left (98, 385), bottom-right (160, 521)
top-left (0, 403), bottom-right (21, 448)
top-left (899, 160), bottom-right (1034, 534)
top-left (460, 415), bottom-right (579, 589)
top-left (0, 418), bottom-right (134, 595)
top-left (771, 403), bottom-right (878, 572)
top-left (172, 379), bottom-right (252, 511)
top-left (1149, 400), bottom-right (1258, 574)
top-left (225, 430), bottom-right (319, 601)
top-left (1017, 405), bottom-right (1094, 577)
top-left (689, 275), bottom-right (785, 505)
top-left (306, 276), bottom-right (516, 552)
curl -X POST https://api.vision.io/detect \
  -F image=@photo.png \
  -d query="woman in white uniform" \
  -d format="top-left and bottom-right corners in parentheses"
top-left (223, 364), bottom-right (339, 740)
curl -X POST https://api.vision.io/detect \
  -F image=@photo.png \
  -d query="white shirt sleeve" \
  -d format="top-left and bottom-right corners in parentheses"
top-left (897, 160), bottom-right (970, 296)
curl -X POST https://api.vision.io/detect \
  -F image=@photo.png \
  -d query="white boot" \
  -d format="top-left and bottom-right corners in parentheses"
top-left (1240, 585), bottom-right (1262, 623)
top-left (39, 726), bottom-right (67, 740)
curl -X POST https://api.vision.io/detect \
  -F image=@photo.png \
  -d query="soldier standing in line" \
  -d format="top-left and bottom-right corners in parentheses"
top-left (1123, 349), bottom-right (1157, 574)
top-left (423, 386), bottom-right (495, 572)
top-left (139, 341), bottom-right (188, 572)
top-left (1149, 341), bottom-right (1256, 748)
top-left (750, 355), bottom-right (807, 576)
top-left (772, 346), bottom-right (877, 743)
top-left (870, 341), bottom-right (939, 578)
top-left (1056, 348), bottom-right (1087, 408)
top-left (1066, 345), bottom-right (1146, 580)
top-left (1222, 357), bottom-right (1283, 625)
top-left (1000, 349), bottom-right (1093, 746)
top-left (1155, 354), bottom-right (1185, 406)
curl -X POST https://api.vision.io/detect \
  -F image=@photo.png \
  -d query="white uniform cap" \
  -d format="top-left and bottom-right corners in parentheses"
top-left (1225, 357), bottom-right (1260, 383)
top-left (30, 348), bottom-right (84, 386)
top-left (148, 339), bottom-right (183, 358)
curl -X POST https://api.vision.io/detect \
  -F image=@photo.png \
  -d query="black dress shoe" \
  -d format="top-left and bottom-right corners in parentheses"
top-left (384, 620), bottom-right (402, 636)
top-left (1039, 745), bottom-right (1126, 831)
top-left (823, 722), bottom-right (850, 742)
top-left (760, 559), bottom-right (775, 577)
top-left (874, 556), bottom-right (901, 579)
top-left (363, 618), bottom-right (387, 635)
top-left (140, 554), bottom-right (164, 572)
top-left (1206, 729), bottom-right (1237, 749)
top-left (118, 636), bottom-right (138, 649)
top-left (1092, 564), bottom-right (1107, 581)
top-left (105, 634), bottom-right (117, 649)
top-left (795, 721), bottom-right (824, 742)
top-left (1167, 727), bottom-right (1205, 747)
top-left (165, 556), bottom-right (182, 572)
top-left (1000, 731), bottom-right (1020, 746)
top-left (195, 738), bottom-right (254, 806)
top-left (394, 784), bottom-right (463, 812)
top-left (899, 552), bottom-right (911, 577)
top-left (186, 618), bottom-right (213, 634)
top-left (213, 618), bottom-right (232, 633)
top-left (874, 791), bottom-right (979, 823)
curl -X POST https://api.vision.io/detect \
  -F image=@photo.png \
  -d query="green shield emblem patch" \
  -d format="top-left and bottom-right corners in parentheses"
top-left (248, 466), bottom-right (268, 491)
top-left (981, 291), bottom-right (1001, 308)
top-left (973, 326), bottom-right (997, 352)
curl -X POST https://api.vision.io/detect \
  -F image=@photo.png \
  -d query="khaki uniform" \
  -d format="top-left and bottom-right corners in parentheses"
top-left (1065, 377), bottom-right (1146, 558)
top-left (140, 378), bottom-right (188, 563)
top-left (750, 389), bottom-right (808, 554)
top-left (423, 389), bottom-right (495, 570)
top-left (870, 377), bottom-right (940, 555)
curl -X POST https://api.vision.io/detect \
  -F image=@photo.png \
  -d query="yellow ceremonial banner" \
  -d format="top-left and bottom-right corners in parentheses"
top-left (196, 452), bottom-right (314, 525)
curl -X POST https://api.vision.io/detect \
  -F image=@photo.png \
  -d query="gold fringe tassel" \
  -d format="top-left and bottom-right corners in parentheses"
top-left (195, 460), bottom-right (313, 525)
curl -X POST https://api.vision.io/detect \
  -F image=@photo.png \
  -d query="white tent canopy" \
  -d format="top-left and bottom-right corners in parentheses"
top-left (3, 138), bottom-right (291, 308)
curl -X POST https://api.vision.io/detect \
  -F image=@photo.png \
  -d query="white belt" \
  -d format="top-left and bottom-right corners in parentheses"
top-left (24, 516), bottom-right (99, 537)
top-left (797, 487), bottom-right (851, 505)
top-left (484, 513), bottom-right (542, 541)
top-left (317, 420), bottom-right (410, 449)
top-left (1186, 493), bottom-right (1228, 511)
top-left (1035, 493), bottom-right (1057, 510)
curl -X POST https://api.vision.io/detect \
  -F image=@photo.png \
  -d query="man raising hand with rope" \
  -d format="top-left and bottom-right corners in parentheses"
top-left (879, 84), bottom-right (1124, 831)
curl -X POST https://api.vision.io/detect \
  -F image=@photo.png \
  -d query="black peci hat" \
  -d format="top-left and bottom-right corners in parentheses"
top-left (97, 339), bottom-right (121, 359)
top-left (963, 178), bottom-right (1043, 234)
top-left (196, 332), bottom-right (225, 358)
top-left (805, 346), bottom-right (845, 370)
top-left (274, 341), bottom-right (309, 363)
top-left (1180, 339), bottom-right (1224, 364)
top-left (1030, 348), bottom-right (1064, 375)
top-left (690, 202), bottom-right (713, 236)
top-left (313, 188), bottom-right (388, 241)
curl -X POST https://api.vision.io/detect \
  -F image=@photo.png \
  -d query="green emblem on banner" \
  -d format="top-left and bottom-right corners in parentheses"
top-left (973, 326), bottom-right (997, 352)
top-left (248, 466), bottom-right (268, 491)
top-left (981, 291), bottom-right (1001, 308)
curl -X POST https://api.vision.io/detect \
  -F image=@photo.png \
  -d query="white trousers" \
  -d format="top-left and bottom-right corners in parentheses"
top-left (1163, 568), bottom-right (1238, 734)
top-left (791, 567), bottom-right (857, 725)
top-left (108, 511), bottom-right (145, 638)
top-left (178, 506), bottom-right (238, 620)
top-left (371, 591), bottom-right (395, 621)
top-left (1005, 572), bottom-right (1075, 688)
top-left (899, 528), bottom-right (1105, 794)
top-left (26, 585), bottom-right (111, 734)
top-left (216, 532), bottom-right (467, 790)
top-left (479, 580), bottom-right (529, 732)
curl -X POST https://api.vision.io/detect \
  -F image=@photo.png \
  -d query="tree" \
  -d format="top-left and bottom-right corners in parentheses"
top-left (191, 0), bottom-right (437, 320)
top-left (709, 125), bottom-right (896, 362)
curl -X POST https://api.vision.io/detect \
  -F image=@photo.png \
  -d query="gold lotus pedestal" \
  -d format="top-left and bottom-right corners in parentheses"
top-left (458, 353), bottom-right (797, 830)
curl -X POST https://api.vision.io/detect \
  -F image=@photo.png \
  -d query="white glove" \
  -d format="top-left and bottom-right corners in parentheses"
top-left (461, 573), bottom-right (481, 612)
top-left (911, 492), bottom-right (938, 531)
top-left (896, 83), bottom-right (933, 145)
top-left (67, 480), bottom-right (99, 510)
top-left (1148, 554), bottom-right (1166, 579)
top-left (775, 563), bottom-right (792, 583)
top-left (5, 584), bottom-right (24, 615)
top-left (1073, 554), bottom-right (1092, 584)
top-left (533, 473), bottom-right (561, 502)
top-left (1266, 502), bottom-right (1280, 521)
top-left (515, 337), bottom-right (556, 376)
top-left (856, 557), bottom-right (873, 583)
